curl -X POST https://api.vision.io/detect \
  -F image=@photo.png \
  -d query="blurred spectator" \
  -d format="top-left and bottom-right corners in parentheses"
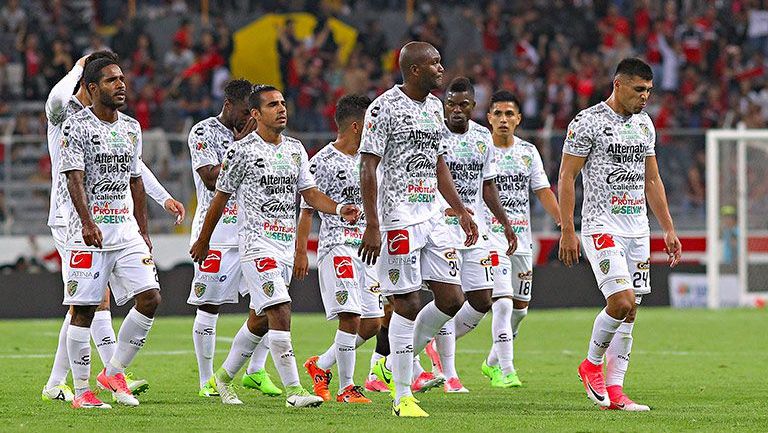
top-left (0, 0), bottom-right (27, 35)
top-left (178, 73), bottom-right (211, 123)
top-left (164, 40), bottom-right (194, 77)
top-left (173, 18), bottom-right (193, 50)
top-left (21, 33), bottom-right (46, 99)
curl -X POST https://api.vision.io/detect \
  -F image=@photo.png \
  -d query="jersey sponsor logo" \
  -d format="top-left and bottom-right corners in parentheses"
top-left (606, 168), bottom-right (644, 185)
top-left (599, 259), bottom-right (611, 274)
top-left (255, 257), bottom-right (278, 273)
top-left (70, 251), bottom-right (93, 269)
top-left (262, 281), bottom-right (275, 297)
top-left (489, 251), bottom-right (500, 267)
top-left (195, 142), bottom-right (207, 151)
top-left (610, 193), bottom-right (645, 215)
top-left (388, 269), bottom-right (400, 285)
top-left (333, 256), bottom-right (354, 279)
top-left (387, 230), bottom-right (409, 255)
top-left (335, 290), bottom-right (349, 305)
top-left (194, 282), bottom-right (206, 297)
top-left (200, 250), bottom-right (222, 273)
top-left (592, 234), bottom-right (616, 251)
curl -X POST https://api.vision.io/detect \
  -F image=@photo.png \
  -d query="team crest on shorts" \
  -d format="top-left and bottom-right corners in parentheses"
top-left (263, 281), bottom-right (275, 297)
top-left (194, 283), bottom-right (206, 297)
top-left (66, 280), bottom-right (78, 296)
top-left (599, 259), bottom-right (611, 274)
top-left (388, 269), bottom-right (400, 285)
top-left (335, 290), bottom-right (349, 305)
top-left (517, 270), bottom-right (533, 281)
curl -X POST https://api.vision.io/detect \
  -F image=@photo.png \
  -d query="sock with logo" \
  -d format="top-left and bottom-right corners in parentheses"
top-left (46, 313), bottom-right (72, 389)
top-left (369, 352), bottom-right (383, 379)
top-left (246, 334), bottom-right (270, 374)
top-left (605, 322), bottom-right (634, 386)
top-left (511, 307), bottom-right (528, 338)
top-left (413, 301), bottom-right (452, 355)
top-left (90, 310), bottom-right (116, 368)
top-left (453, 302), bottom-right (486, 339)
top-left (335, 330), bottom-right (358, 390)
top-left (107, 308), bottom-right (154, 376)
top-left (222, 321), bottom-right (261, 378)
top-left (67, 325), bottom-right (91, 397)
top-left (317, 342), bottom-right (336, 370)
top-left (491, 298), bottom-right (515, 375)
top-left (412, 353), bottom-right (425, 377)
top-left (586, 309), bottom-right (624, 365)
top-left (268, 330), bottom-right (300, 387)
top-left (388, 312), bottom-right (415, 404)
top-left (192, 309), bottom-right (219, 387)
top-left (435, 319), bottom-right (457, 378)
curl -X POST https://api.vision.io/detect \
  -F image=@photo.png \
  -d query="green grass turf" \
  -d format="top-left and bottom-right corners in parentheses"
top-left (1, 308), bottom-right (767, 432)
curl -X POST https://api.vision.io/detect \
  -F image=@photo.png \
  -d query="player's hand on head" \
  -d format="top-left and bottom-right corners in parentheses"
top-left (164, 198), bottom-right (186, 225)
top-left (76, 55), bottom-right (88, 68)
top-left (293, 251), bottom-right (309, 280)
top-left (558, 231), bottom-right (580, 267)
top-left (665, 231), bottom-right (682, 268)
top-left (233, 117), bottom-right (258, 141)
top-left (459, 210), bottom-right (478, 247)
top-left (82, 220), bottom-right (103, 249)
top-left (358, 225), bottom-right (381, 266)
top-left (504, 225), bottom-right (518, 256)
top-left (189, 239), bottom-right (210, 265)
top-left (340, 205), bottom-right (360, 224)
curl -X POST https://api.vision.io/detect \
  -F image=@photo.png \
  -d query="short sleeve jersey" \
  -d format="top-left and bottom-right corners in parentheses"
top-left (359, 85), bottom-right (446, 230)
top-left (188, 117), bottom-right (239, 247)
top-left (440, 120), bottom-right (497, 244)
top-left (563, 102), bottom-right (656, 237)
top-left (59, 109), bottom-right (144, 251)
top-left (216, 132), bottom-right (315, 263)
top-left (486, 136), bottom-right (550, 255)
top-left (47, 96), bottom-right (84, 227)
top-left (301, 143), bottom-right (365, 259)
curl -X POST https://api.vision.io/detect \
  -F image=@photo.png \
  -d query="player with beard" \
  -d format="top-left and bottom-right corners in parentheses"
top-left (191, 85), bottom-right (360, 408)
top-left (560, 58), bottom-right (681, 411)
top-left (359, 42), bottom-right (478, 417)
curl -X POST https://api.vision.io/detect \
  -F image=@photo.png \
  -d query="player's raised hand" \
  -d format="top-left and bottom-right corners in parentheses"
top-left (82, 219), bottom-right (103, 249)
top-left (358, 225), bottom-right (381, 266)
top-left (76, 55), bottom-right (88, 68)
top-left (164, 198), bottom-right (186, 225)
top-left (664, 230), bottom-right (682, 267)
top-left (558, 230), bottom-right (580, 267)
top-left (340, 204), bottom-right (360, 224)
top-left (233, 117), bottom-right (258, 141)
top-left (458, 209), bottom-right (478, 247)
top-left (293, 250), bottom-right (309, 280)
top-left (189, 239), bottom-right (210, 265)
top-left (503, 224), bottom-right (518, 256)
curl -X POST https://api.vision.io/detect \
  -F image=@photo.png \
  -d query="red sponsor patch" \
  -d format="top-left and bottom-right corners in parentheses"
top-left (199, 250), bottom-right (222, 273)
top-left (333, 256), bottom-right (354, 279)
top-left (591, 234), bottom-right (616, 251)
top-left (387, 230), bottom-right (409, 255)
top-left (255, 257), bottom-right (278, 273)
top-left (489, 251), bottom-right (500, 267)
top-left (70, 251), bottom-right (92, 269)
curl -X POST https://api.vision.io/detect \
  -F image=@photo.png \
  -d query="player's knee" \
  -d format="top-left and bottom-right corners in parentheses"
top-left (199, 304), bottom-right (220, 315)
top-left (439, 295), bottom-right (464, 317)
top-left (265, 302), bottom-right (292, 331)
top-left (247, 311), bottom-right (269, 336)
top-left (135, 289), bottom-right (161, 317)
top-left (624, 304), bottom-right (638, 323)
top-left (71, 305), bottom-right (96, 327)
top-left (513, 299), bottom-right (529, 310)
top-left (467, 294), bottom-right (493, 314)
top-left (337, 313), bottom-right (361, 334)
top-left (358, 318), bottom-right (380, 340)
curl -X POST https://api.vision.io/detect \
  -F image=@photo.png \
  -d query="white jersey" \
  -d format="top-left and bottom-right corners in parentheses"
top-left (301, 143), bottom-right (365, 259)
top-left (440, 120), bottom-right (497, 244)
top-left (486, 136), bottom-right (550, 255)
top-left (359, 85), bottom-right (447, 230)
top-left (59, 109), bottom-right (144, 251)
top-left (216, 132), bottom-right (315, 263)
top-left (188, 117), bottom-right (239, 247)
top-left (563, 102), bottom-right (656, 237)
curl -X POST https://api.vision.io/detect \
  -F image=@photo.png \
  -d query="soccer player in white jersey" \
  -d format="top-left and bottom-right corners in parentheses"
top-left (190, 85), bottom-right (359, 408)
top-left (294, 94), bottom-right (382, 404)
top-left (42, 51), bottom-right (184, 404)
top-left (559, 58), bottom-right (681, 411)
top-left (187, 79), bottom-right (281, 398)
top-left (479, 90), bottom-right (560, 388)
top-left (422, 78), bottom-right (518, 393)
top-left (59, 58), bottom-right (163, 409)
top-left (358, 42), bottom-right (479, 418)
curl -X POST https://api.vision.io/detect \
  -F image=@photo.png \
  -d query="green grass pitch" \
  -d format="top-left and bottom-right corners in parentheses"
top-left (1, 308), bottom-right (766, 432)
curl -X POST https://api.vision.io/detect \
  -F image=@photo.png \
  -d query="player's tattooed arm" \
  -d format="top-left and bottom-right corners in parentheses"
top-left (557, 153), bottom-right (587, 267)
top-left (293, 208), bottom-right (314, 280)
top-left (190, 190), bottom-right (232, 264)
top-left (131, 176), bottom-right (152, 251)
top-left (645, 155), bottom-right (681, 267)
top-left (437, 155), bottom-right (478, 247)
top-left (65, 169), bottom-right (103, 248)
top-left (358, 153), bottom-right (382, 265)
top-left (482, 178), bottom-right (517, 255)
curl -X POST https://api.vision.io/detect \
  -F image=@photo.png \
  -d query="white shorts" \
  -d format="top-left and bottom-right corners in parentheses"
top-left (318, 245), bottom-right (385, 320)
top-left (62, 242), bottom-right (159, 306)
top-left (424, 220), bottom-right (494, 292)
top-left (187, 247), bottom-right (246, 306)
top-left (242, 257), bottom-right (292, 315)
top-left (492, 253), bottom-right (533, 301)
top-left (581, 233), bottom-right (651, 299)
top-left (51, 226), bottom-right (68, 282)
top-left (377, 216), bottom-right (461, 296)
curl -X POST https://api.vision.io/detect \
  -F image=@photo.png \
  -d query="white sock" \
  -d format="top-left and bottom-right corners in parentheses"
top-left (317, 342), bottom-right (336, 370)
top-left (491, 298), bottom-right (515, 375)
top-left (412, 353), bottom-right (425, 376)
top-left (335, 330), bottom-right (357, 390)
top-left (107, 308), bottom-right (154, 376)
top-left (587, 309), bottom-right (624, 365)
top-left (413, 301), bottom-right (452, 355)
top-left (46, 313), bottom-right (71, 389)
top-left (246, 334), bottom-right (270, 374)
top-left (453, 302), bottom-right (486, 339)
top-left (435, 319), bottom-right (457, 378)
top-left (91, 310), bottom-right (116, 369)
top-left (268, 330), bottom-right (300, 387)
top-left (486, 347), bottom-right (498, 367)
top-left (605, 322), bottom-right (634, 387)
top-left (511, 307), bottom-right (528, 338)
top-left (66, 325), bottom-right (91, 397)
top-left (222, 322), bottom-right (261, 378)
top-left (388, 312), bottom-right (415, 403)
top-left (192, 310), bottom-right (219, 387)
top-left (369, 352), bottom-right (383, 377)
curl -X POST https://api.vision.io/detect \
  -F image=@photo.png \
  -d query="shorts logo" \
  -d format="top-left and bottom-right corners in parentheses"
top-left (219, 275), bottom-right (227, 282)
top-left (66, 280), bottom-right (78, 296)
top-left (480, 257), bottom-right (494, 267)
top-left (444, 250), bottom-right (457, 260)
top-left (200, 250), bottom-right (222, 273)
top-left (256, 257), bottom-right (278, 273)
top-left (387, 230), bottom-right (409, 255)
top-left (263, 281), bottom-right (275, 297)
top-left (70, 251), bottom-right (93, 269)
top-left (518, 270), bottom-right (532, 281)
top-left (489, 251), bottom-right (500, 267)
top-left (592, 234), bottom-right (616, 251)
top-left (388, 269), bottom-right (400, 285)
top-left (142, 257), bottom-right (154, 266)
top-left (335, 290), bottom-right (349, 305)
top-left (333, 256), bottom-right (354, 279)
top-left (369, 282), bottom-right (381, 294)
top-left (599, 259), bottom-right (611, 274)
top-left (637, 259), bottom-right (650, 270)
top-left (615, 278), bottom-right (629, 285)
top-left (194, 283), bottom-right (206, 297)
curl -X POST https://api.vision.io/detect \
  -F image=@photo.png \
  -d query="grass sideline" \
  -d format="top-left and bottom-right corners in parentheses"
top-left (1, 308), bottom-right (766, 432)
